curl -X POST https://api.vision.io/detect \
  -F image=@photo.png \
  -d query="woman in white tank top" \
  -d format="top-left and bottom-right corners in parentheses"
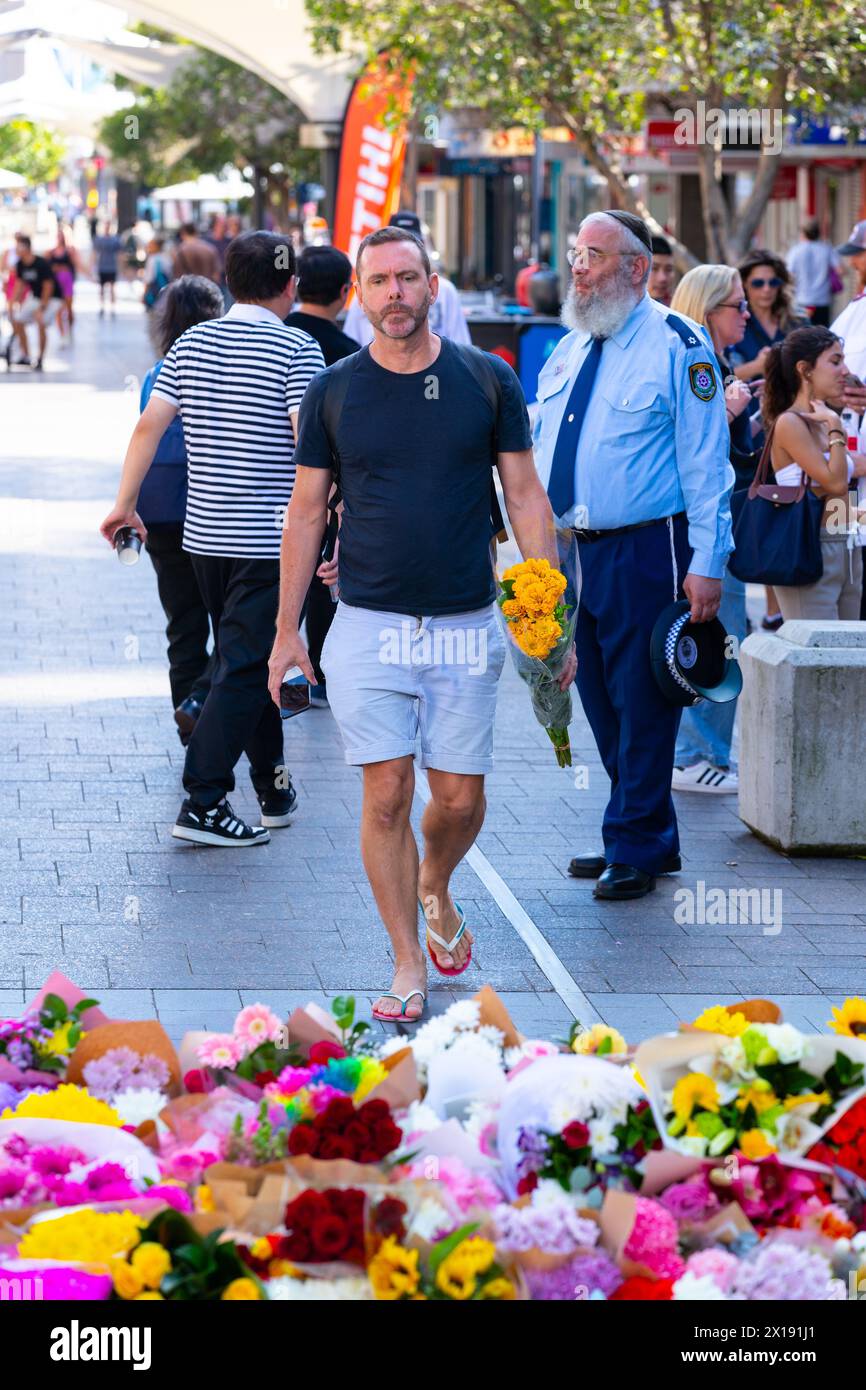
top-left (762, 326), bottom-right (863, 620)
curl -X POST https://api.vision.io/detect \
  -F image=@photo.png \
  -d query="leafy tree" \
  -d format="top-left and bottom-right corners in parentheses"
top-left (304, 0), bottom-right (866, 262)
top-left (0, 119), bottom-right (66, 185)
top-left (98, 44), bottom-right (318, 221)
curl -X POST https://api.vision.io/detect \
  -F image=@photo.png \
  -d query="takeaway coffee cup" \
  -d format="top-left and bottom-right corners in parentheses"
top-left (114, 526), bottom-right (142, 565)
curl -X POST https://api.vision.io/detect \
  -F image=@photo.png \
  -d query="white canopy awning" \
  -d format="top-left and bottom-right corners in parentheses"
top-left (0, 165), bottom-right (28, 186)
top-left (151, 171), bottom-right (254, 201)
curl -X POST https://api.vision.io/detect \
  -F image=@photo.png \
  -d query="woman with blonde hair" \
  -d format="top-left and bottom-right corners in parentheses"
top-left (667, 263), bottom-right (754, 795)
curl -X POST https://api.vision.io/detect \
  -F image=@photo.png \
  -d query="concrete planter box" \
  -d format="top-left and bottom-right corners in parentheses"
top-left (738, 621), bottom-right (866, 855)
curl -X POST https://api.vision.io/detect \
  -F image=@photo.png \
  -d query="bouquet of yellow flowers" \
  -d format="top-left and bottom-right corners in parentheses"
top-left (497, 535), bottom-right (579, 767)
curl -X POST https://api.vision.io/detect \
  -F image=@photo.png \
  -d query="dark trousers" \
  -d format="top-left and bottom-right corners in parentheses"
top-left (574, 513), bottom-right (692, 873)
top-left (305, 571), bottom-right (336, 685)
top-left (805, 304), bottom-right (831, 328)
top-left (145, 525), bottom-right (212, 709)
top-left (182, 555), bottom-right (284, 808)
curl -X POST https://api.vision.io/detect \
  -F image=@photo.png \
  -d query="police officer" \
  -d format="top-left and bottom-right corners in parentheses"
top-left (534, 210), bottom-right (734, 900)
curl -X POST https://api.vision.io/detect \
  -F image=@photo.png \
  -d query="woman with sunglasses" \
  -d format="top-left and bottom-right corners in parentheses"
top-left (729, 249), bottom-right (806, 384)
top-left (666, 264), bottom-right (755, 794)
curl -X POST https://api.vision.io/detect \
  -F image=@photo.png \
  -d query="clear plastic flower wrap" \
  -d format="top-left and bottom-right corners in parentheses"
top-left (495, 528), bottom-right (580, 767)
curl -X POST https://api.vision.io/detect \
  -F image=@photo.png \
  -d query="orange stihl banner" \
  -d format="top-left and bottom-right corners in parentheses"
top-left (333, 55), bottom-right (413, 266)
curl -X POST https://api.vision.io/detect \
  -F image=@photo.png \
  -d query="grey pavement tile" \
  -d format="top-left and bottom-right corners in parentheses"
top-left (727, 969), bottom-right (823, 995)
top-left (154, 988), bottom-right (242, 1010)
top-left (800, 966), bottom-right (866, 991)
top-left (0, 989), bottom-right (26, 1011)
top-left (23, 957), bottom-right (110, 989)
top-left (95, 990), bottom-right (156, 1016)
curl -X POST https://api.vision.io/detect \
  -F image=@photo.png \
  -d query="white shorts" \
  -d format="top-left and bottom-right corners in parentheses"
top-left (320, 601), bottom-right (506, 773)
top-left (15, 297), bottom-right (60, 325)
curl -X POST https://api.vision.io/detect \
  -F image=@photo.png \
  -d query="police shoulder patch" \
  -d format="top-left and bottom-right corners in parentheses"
top-left (688, 361), bottom-right (717, 401)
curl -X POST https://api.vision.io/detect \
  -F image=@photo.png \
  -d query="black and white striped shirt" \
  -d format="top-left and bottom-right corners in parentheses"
top-left (151, 302), bottom-right (325, 557)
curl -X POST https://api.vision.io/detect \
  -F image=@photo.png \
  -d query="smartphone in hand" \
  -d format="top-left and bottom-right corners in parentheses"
top-left (279, 666), bottom-right (311, 720)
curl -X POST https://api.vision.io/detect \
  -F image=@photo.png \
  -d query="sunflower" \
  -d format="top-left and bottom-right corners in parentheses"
top-left (828, 997), bottom-right (866, 1039)
top-left (368, 1238), bottom-right (421, 1301)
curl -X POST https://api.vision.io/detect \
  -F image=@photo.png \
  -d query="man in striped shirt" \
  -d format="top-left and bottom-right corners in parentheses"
top-left (100, 231), bottom-right (326, 846)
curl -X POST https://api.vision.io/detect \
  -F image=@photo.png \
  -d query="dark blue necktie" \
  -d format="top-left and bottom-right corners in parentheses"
top-left (546, 336), bottom-right (605, 517)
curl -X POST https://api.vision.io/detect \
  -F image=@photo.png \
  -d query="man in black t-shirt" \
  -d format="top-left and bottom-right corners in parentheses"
top-left (268, 226), bottom-right (575, 1024)
top-left (8, 235), bottom-right (61, 370)
top-left (284, 246), bottom-right (359, 704)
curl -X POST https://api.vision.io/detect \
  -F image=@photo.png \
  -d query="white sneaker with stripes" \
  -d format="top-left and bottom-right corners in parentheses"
top-left (172, 798), bottom-right (270, 847)
top-left (672, 761), bottom-right (739, 795)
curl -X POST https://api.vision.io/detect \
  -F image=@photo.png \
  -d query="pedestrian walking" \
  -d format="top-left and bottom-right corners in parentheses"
top-left (142, 235), bottom-right (173, 311)
top-left (787, 220), bottom-right (841, 328)
top-left (343, 212), bottom-right (471, 347)
top-left (47, 226), bottom-right (81, 338)
top-left (91, 222), bottom-right (123, 317)
top-left (762, 326), bottom-right (862, 621)
top-left (668, 264), bottom-right (757, 795)
top-left (534, 210), bottom-right (733, 900)
top-left (171, 224), bottom-right (221, 284)
top-left (100, 231), bottom-right (325, 845)
top-left (268, 224), bottom-right (572, 1021)
top-left (284, 245), bottom-right (359, 707)
top-left (137, 274), bottom-right (225, 742)
top-left (5, 234), bottom-right (62, 370)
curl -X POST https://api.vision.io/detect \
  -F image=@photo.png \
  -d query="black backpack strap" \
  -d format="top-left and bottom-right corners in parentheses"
top-left (319, 351), bottom-right (360, 558)
top-left (452, 342), bottom-right (508, 542)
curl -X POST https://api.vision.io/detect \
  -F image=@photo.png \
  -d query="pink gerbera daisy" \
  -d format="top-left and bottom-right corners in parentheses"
top-left (233, 1004), bottom-right (283, 1055)
top-left (196, 1033), bottom-right (241, 1068)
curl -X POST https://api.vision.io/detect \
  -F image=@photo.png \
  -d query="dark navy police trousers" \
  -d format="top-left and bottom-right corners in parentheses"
top-left (573, 512), bottom-right (692, 873)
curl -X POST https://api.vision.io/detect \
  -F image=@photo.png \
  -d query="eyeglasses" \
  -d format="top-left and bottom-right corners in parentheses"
top-left (566, 246), bottom-right (637, 269)
top-left (716, 299), bottom-right (749, 314)
top-left (748, 277), bottom-right (782, 289)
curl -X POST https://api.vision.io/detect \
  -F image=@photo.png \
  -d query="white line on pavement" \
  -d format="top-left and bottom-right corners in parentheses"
top-left (413, 768), bottom-right (601, 1023)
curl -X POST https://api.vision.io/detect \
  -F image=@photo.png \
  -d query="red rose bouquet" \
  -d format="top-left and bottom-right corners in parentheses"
top-left (287, 1095), bottom-right (402, 1163)
top-left (808, 1095), bottom-right (866, 1180)
top-left (282, 1187), bottom-right (367, 1265)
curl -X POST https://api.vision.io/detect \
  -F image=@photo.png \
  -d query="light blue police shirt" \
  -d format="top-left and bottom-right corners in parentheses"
top-left (532, 295), bottom-right (734, 579)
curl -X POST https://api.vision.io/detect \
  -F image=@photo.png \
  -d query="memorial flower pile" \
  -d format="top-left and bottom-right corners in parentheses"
top-left (656, 1022), bottom-right (865, 1160)
top-left (3, 979), bottom-right (866, 1301)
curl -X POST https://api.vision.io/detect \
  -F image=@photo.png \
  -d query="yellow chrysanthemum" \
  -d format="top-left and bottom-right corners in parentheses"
top-left (250, 1238), bottom-right (273, 1262)
top-left (113, 1260), bottom-right (145, 1300)
top-left (572, 1023), bottom-right (628, 1056)
top-left (512, 575), bottom-right (553, 617)
top-left (672, 1072), bottom-right (720, 1121)
top-left (740, 1129), bottom-right (777, 1159)
top-left (735, 1083), bottom-right (778, 1115)
top-left (1, 1083), bottom-right (120, 1127)
top-left (36, 1020), bottom-right (85, 1057)
top-left (195, 1184), bottom-right (215, 1213)
top-left (221, 1278), bottom-right (262, 1301)
top-left (479, 1277), bottom-right (516, 1300)
top-left (130, 1242), bottom-right (172, 1290)
top-left (18, 1209), bottom-right (144, 1263)
top-left (692, 1006), bottom-right (749, 1038)
top-left (368, 1237), bottom-right (421, 1301)
top-left (444, 1237), bottom-right (496, 1276)
top-left (501, 599), bottom-right (522, 619)
top-left (828, 997), bottom-right (866, 1038)
top-left (134, 1292), bottom-right (164, 1300)
top-left (513, 615), bottom-right (562, 660)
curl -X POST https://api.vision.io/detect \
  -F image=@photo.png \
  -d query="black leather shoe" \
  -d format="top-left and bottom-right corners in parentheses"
top-left (174, 696), bottom-right (204, 739)
top-left (569, 852), bottom-right (682, 880)
top-left (594, 864), bottom-right (656, 899)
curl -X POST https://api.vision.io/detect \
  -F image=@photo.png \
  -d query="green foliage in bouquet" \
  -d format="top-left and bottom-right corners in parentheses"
top-left (137, 1209), bottom-right (263, 1301)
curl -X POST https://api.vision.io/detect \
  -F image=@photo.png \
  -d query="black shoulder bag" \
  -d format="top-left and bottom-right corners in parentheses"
top-left (727, 420), bottom-right (824, 586)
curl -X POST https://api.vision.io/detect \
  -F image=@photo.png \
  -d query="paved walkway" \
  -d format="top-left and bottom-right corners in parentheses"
top-left (1, 280), bottom-right (864, 1046)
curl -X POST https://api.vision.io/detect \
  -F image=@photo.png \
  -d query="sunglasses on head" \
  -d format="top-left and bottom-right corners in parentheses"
top-left (748, 276), bottom-right (782, 289)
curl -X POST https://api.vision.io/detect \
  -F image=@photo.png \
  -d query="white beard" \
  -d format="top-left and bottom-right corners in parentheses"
top-left (562, 276), bottom-right (642, 338)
